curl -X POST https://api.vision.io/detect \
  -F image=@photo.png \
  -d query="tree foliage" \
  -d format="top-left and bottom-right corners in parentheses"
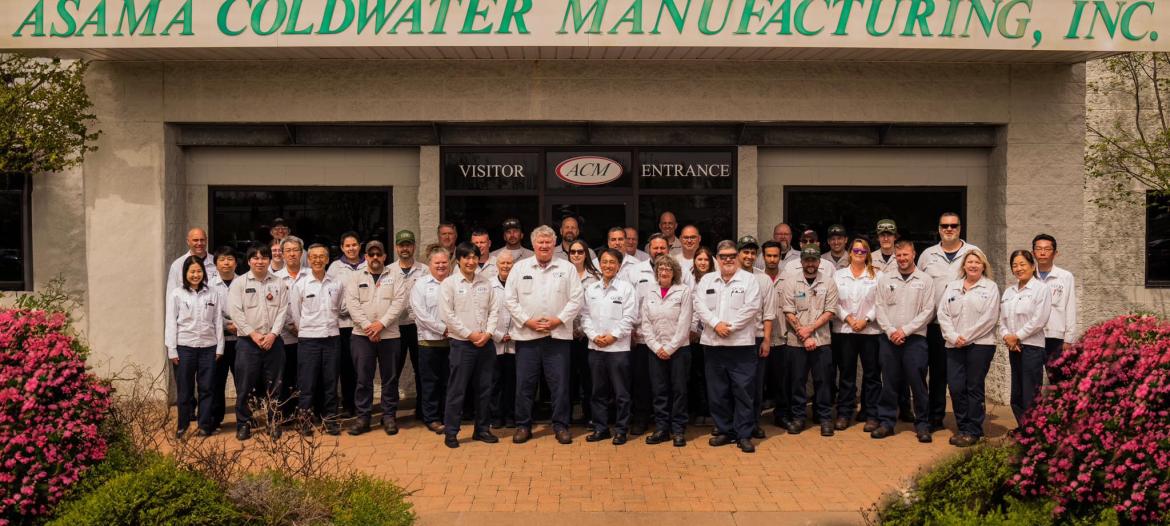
top-left (0, 54), bottom-right (99, 176)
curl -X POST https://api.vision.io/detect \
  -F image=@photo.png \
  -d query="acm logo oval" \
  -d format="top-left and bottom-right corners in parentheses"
top-left (555, 156), bottom-right (623, 186)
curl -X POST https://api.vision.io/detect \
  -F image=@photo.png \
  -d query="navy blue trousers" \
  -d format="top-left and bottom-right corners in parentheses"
top-left (417, 344), bottom-right (449, 424)
top-left (704, 345), bottom-right (758, 440)
top-left (1010, 344), bottom-right (1046, 425)
top-left (234, 338), bottom-right (285, 428)
top-left (648, 346), bottom-right (691, 435)
top-left (1044, 337), bottom-right (1066, 384)
top-left (175, 345), bottom-right (216, 432)
top-left (877, 334), bottom-right (929, 432)
top-left (296, 336), bottom-right (339, 419)
top-left (515, 338), bottom-right (571, 431)
top-left (444, 340), bottom-right (497, 436)
top-left (946, 344), bottom-right (995, 437)
top-left (589, 350), bottom-right (632, 434)
top-left (788, 344), bottom-right (833, 422)
top-left (351, 335), bottom-right (400, 422)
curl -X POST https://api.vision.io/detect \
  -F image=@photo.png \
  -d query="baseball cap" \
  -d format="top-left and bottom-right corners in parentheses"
top-left (502, 218), bottom-right (522, 231)
top-left (801, 246), bottom-right (821, 260)
top-left (271, 217), bottom-right (288, 227)
top-left (876, 219), bottom-right (898, 234)
top-left (827, 224), bottom-right (847, 237)
top-left (394, 230), bottom-right (416, 245)
top-left (737, 235), bottom-right (759, 251)
top-left (365, 240), bottom-right (386, 254)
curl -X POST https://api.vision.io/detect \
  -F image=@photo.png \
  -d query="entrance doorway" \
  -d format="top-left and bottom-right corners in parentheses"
top-left (547, 197), bottom-right (634, 250)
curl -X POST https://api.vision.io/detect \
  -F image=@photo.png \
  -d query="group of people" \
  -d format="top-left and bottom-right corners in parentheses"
top-left (163, 211), bottom-right (1076, 453)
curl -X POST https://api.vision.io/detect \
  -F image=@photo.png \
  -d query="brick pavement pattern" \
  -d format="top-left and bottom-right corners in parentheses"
top-left (328, 404), bottom-right (1016, 524)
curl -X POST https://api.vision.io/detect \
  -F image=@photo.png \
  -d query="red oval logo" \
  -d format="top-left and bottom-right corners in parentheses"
top-left (554, 156), bottom-right (623, 186)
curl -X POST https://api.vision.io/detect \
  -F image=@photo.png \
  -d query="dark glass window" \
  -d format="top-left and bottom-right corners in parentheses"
top-left (1147, 191), bottom-right (1170, 287)
top-left (638, 151), bottom-right (735, 190)
top-left (785, 187), bottom-right (966, 255)
top-left (209, 187), bottom-right (392, 265)
top-left (638, 195), bottom-right (736, 250)
top-left (0, 174), bottom-right (31, 291)
top-left (445, 196), bottom-right (540, 251)
top-left (444, 151), bottom-right (539, 192)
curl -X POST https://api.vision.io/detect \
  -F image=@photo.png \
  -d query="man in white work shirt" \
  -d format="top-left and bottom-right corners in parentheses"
top-left (917, 212), bottom-right (979, 432)
top-left (694, 240), bottom-right (762, 454)
top-left (167, 227), bottom-right (214, 294)
top-left (676, 225), bottom-right (702, 274)
top-left (288, 243), bottom-right (344, 436)
top-left (273, 236), bottom-right (309, 420)
top-left (1032, 233), bottom-right (1077, 383)
top-left (326, 231), bottom-right (366, 418)
top-left (623, 227), bottom-right (651, 262)
top-left (505, 225), bottom-right (584, 445)
top-left (470, 228), bottom-right (499, 280)
top-left (490, 217), bottom-right (534, 262)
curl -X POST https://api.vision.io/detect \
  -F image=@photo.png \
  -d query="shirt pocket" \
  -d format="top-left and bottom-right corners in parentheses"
top-left (794, 292), bottom-right (810, 312)
top-left (704, 291), bottom-right (718, 311)
top-left (604, 299), bottom-right (624, 321)
top-left (728, 291), bottom-right (745, 310)
top-left (519, 277), bottom-right (534, 295)
top-left (200, 297), bottom-right (219, 325)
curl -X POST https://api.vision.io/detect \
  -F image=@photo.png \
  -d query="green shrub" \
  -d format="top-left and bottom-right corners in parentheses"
top-left (227, 470), bottom-right (414, 526)
top-left (47, 458), bottom-right (242, 526)
top-left (331, 474), bottom-right (415, 526)
top-left (876, 443), bottom-right (1018, 525)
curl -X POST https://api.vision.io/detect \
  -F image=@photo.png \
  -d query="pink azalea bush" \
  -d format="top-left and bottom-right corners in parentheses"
top-left (0, 308), bottom-right (111, 523)
top-left (1013, 314), bottom-right (1170, 523)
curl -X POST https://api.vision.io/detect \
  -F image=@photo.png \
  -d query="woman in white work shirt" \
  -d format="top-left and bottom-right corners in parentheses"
top-left (831, 238), bottom-right (882, 432)
top-left (936, 249), bottom-right (999, 447)
top-left (165, 256), bottom-right (225, 438)
top-left (1000, 250), bottom-right (1052, 426)
top-left (640, 255), bottom-right (694, 447)
top-left (581, 249), bottom-right (638, 445)
top-left (490, 250), bottom-right (517, 429)
top-left (569, 239), bottom-right (600, 426)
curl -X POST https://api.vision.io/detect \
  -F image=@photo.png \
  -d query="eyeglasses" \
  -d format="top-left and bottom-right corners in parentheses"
top-left (939, 223), bottom-right (961, 230)
top-left (851, 249), bottom-right (869, 255)
top-left (367, 252), bottom-right (386, 258)
top-left (716, 253), bottom-right (737, 261)
top-left (568, 249), bottom-right (586, 255)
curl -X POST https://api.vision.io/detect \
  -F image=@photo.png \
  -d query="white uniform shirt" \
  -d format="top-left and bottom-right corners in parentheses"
top-left (872, 251), bottom-right (898, 275)
top-left (573, 271), bottom-right (600, 337)
top-left (326, 257), bottom-right (367, 329)
top-left (593, 254), bottom-right (640, 286)
top-left (505, 257), bottom-right (584, 341)
top-left (344, 269), bottom-right (409, 340)
top-left (491, 277), bottom-right (515, 355)
top-left (166, 251), bottom-right (215, 296)
top-left (491, 246), bottom-right (534, 262)
top-left (875, 269), bottom-right (936, 339)
top-left (918, 241), bottom-right (980, 321)
top-left (411, 273), bottom-right (448, 341)
top-left (782, 258), bottom-right (836, 282)
top-left (227, 271), bottom-right (288, 339)
top-left (272, 267), bottom-right (309, 345)
top-left (209, 274), bottom-right (237, 342)
top-left (693, 269), bottom-right (762, 347)
top-left (822, 252), bottom-right (850, 270)
top-left (766, 273), bottom-right (789, 346)
top-left (440, 271), bottom-right (499, 342)
top-left (752, 269), bottom-right (776, 341)
top-left (832, 267), bottom-right (881, 335)
top-left (1037, 266), bottom-right (1077, 342)
top-left (164, 286), bottom-right (225, 359)
top-left (628, 258), bottom-right (695, 300)
top-left (646, 237), bottom-right (684, 256)
top-left (581, 278), bottom-right (638, 352)
top-left (627, 249), bottom-right (651, 262)
top-left (392, 260), bottom-right (428, 325)
top-left (476, 256), bottom-right (499, 282)
top-left (675, 254), bottom-right (695, 276)
top-left (937, 278), bottom-right (1000, 347)
top-left (639, 283), bottom-right (693, 356)
top-left (1000, 278), bottom-right (1053, 349)
top-left (289, 273), bottom-right (344, 339)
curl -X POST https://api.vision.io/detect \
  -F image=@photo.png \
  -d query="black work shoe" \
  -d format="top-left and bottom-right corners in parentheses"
top-left (444, 435), bottom-right (460, 449)
top-left (870, 426), bottom-right (894, 439)
top-left (383, 417), bottom-right (399, 436)
top-left (473, 431), bottom-right (499, 443)
top-left (324, 421), bottom-right (341, 436)
top-left (347, 418), bottom-right (370, 436)
top-left (236, 424), bottom-right (252, 441)
top-left (586, 430), bottom-right (612, 442)
top-left (786, 421), bottom-right (805, 435)
top-left (751, 427), bottom-right (766, 439)
top-left (951, 434), bottom-right (978, 448)
top-left (645, 430), bottom-right (670, 445)
top-left (820, 422), bottom-right (835, 437)
top-left (672, 435), bottom-right (687, 447)
top-left (736, 439), bottom-right (756, 453)
top-left (709, 434), bottom-right (736, 447)
top-left (612, 433), bottom-right (628, 445)
top-left (917, 430), bottom-right (933, 443)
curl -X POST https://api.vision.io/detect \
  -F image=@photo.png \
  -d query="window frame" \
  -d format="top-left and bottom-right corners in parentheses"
top-left (0, 173), bottom-right (32, 292)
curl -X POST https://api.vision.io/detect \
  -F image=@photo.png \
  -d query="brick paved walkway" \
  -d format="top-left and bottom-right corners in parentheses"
top-left (327, 403), bottom-right (1016, 525)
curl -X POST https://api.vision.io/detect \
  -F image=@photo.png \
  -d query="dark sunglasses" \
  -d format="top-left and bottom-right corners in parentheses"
top-left (939, 223), bottom-right (961, 229)
top-left (716, 253), bottom-right (737, 261)
top-left (851, 248), bottom-right (869, 255)
top-left (568, 249), bottom-right (586, 255)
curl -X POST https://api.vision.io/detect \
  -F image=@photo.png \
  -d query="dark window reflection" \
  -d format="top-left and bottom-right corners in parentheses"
top-left (210, 188), bottom-right (392, 269)
top-left (638, 195), bottom-right (736, 250)
top-left (1147, 192), bottom-right (1170, 286)
top-left (0, 174), bottom-right (28, 291)
top-left (786, 187), bottom-right (966, 255)
top-left (444, 196), bottom-right (540, 250)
